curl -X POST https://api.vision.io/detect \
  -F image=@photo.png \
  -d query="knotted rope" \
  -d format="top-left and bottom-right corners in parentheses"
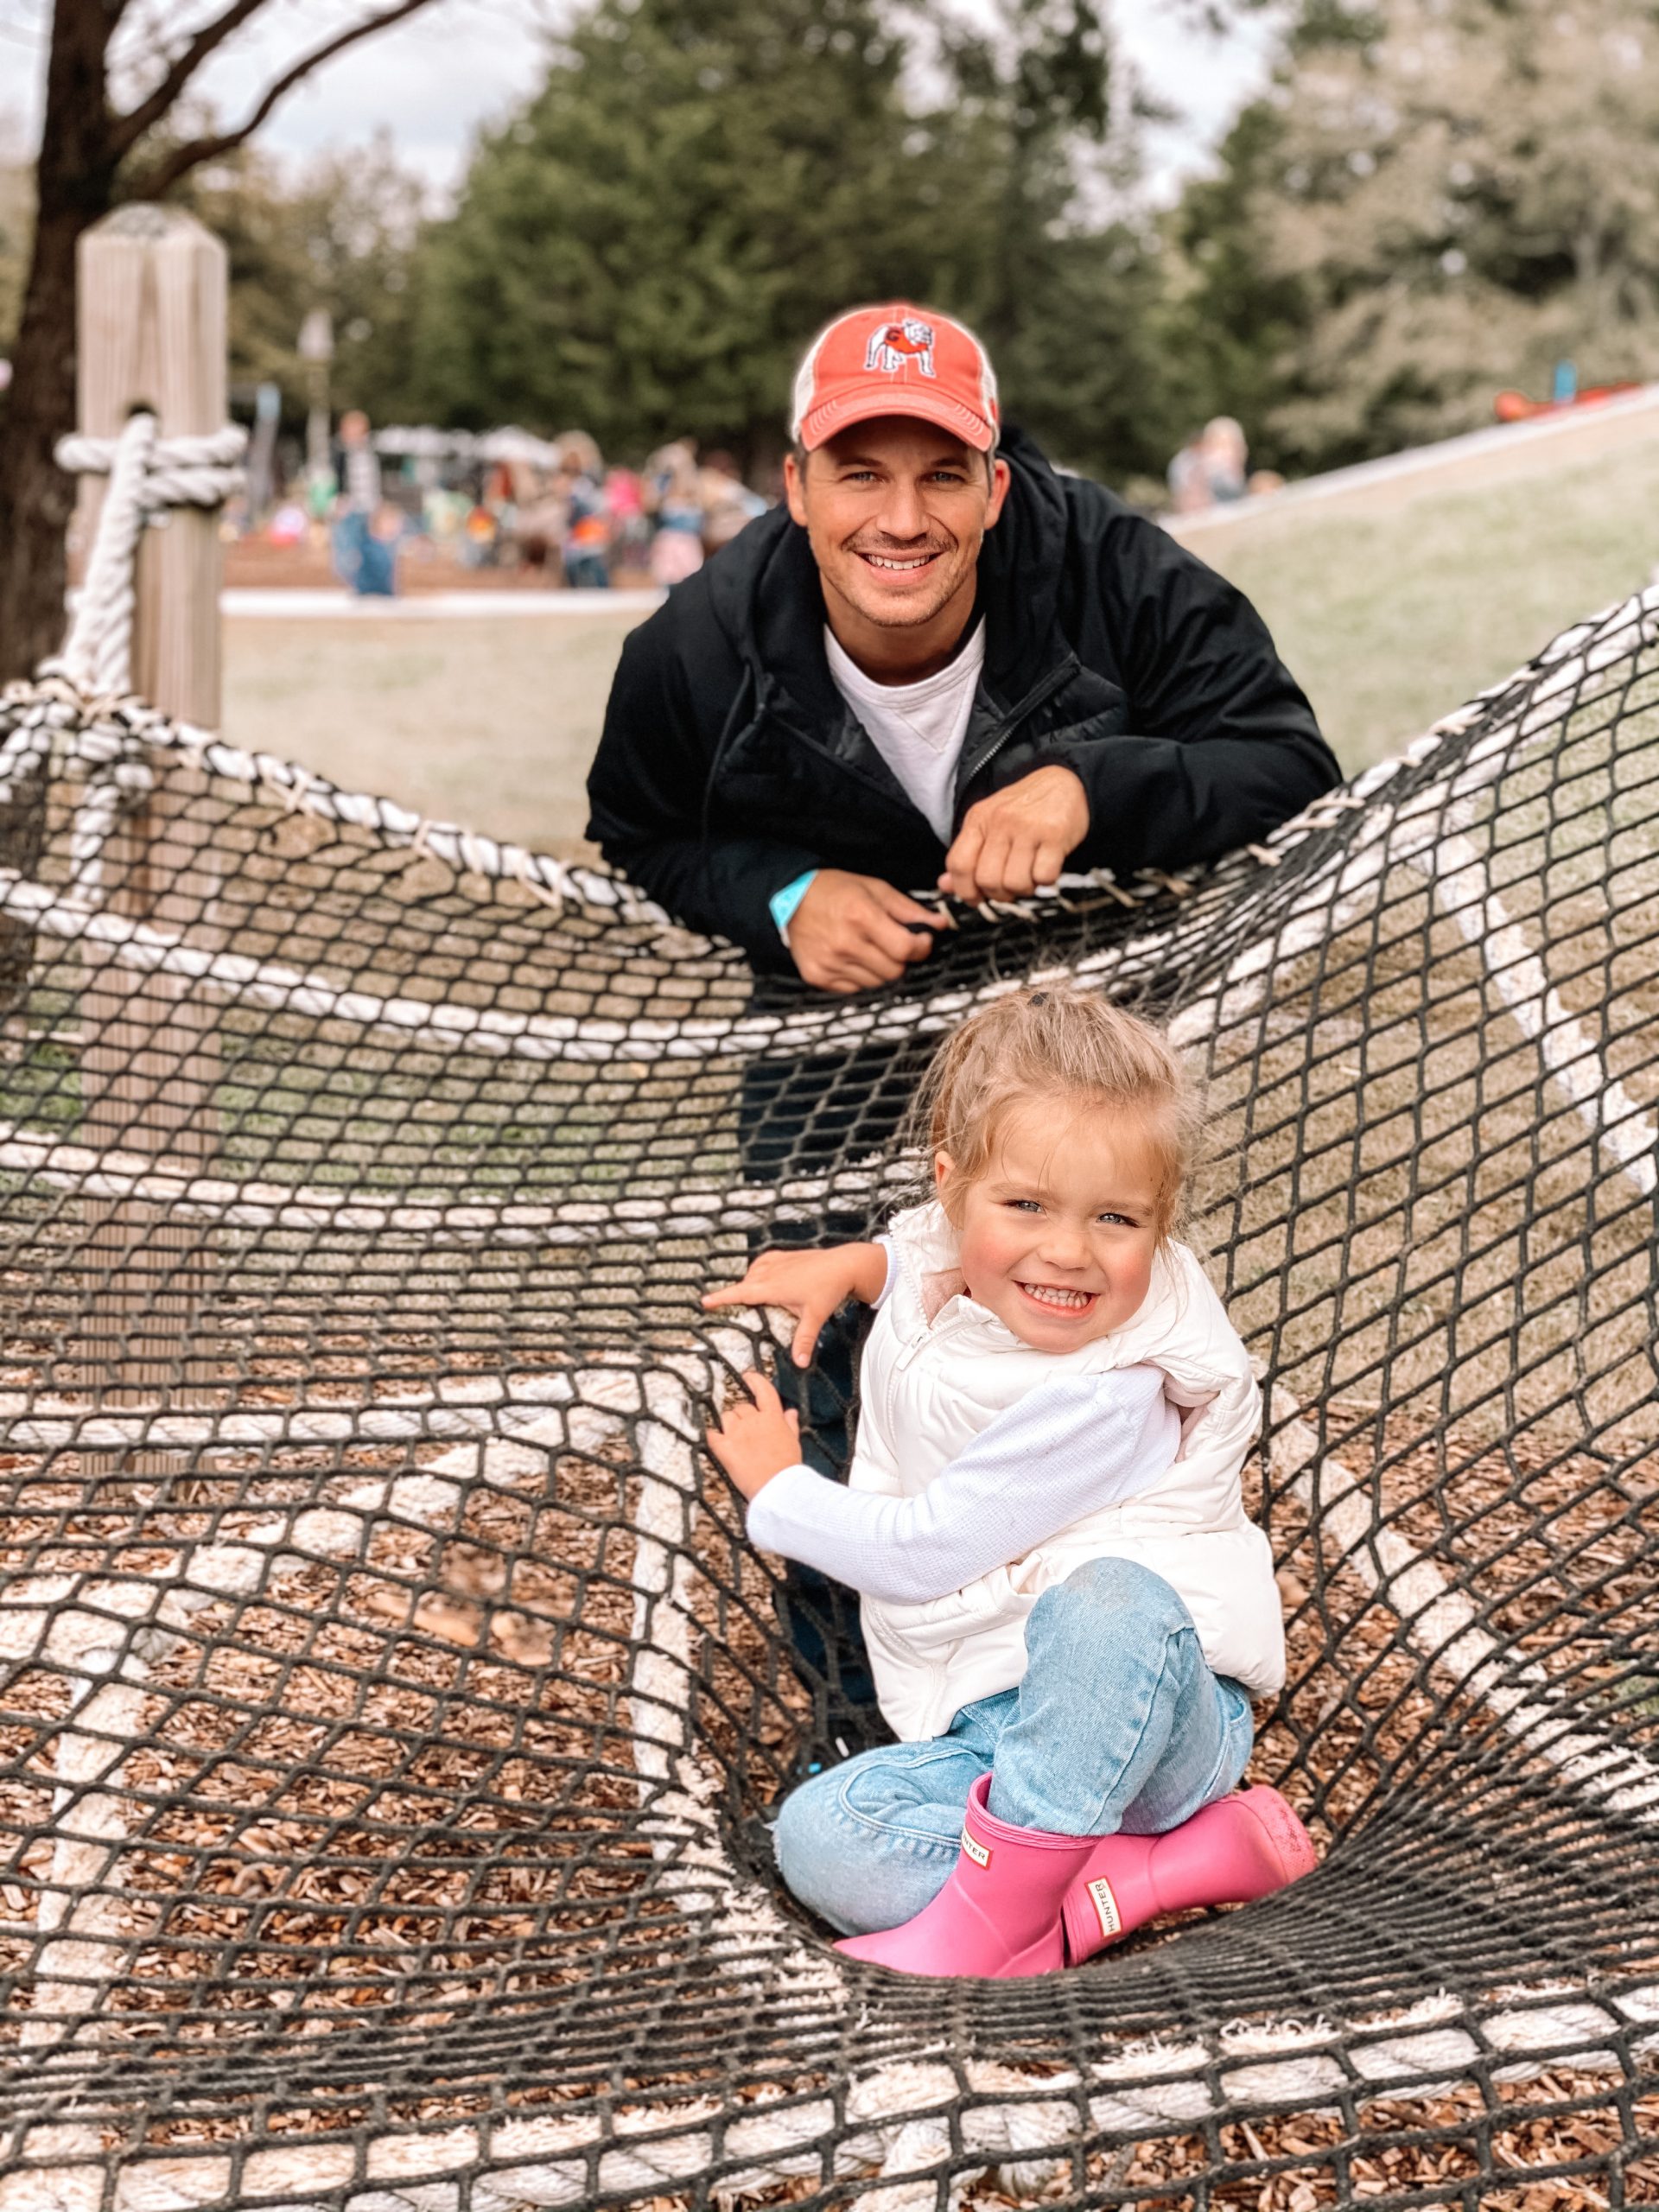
top-left (43, 412), bottom-right (246, 700)
top-left (0, 413), bottom-right (246, 884)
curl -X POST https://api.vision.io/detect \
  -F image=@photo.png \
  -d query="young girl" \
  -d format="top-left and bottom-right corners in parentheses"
top-left (704, 986), bottom-right (1316, 1980)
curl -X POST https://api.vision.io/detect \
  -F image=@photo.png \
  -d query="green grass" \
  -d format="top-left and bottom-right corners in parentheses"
top-left (1187, 435), bottom-right (1659, 776)
top-left (0, 984), bottom-right (84, 1131)
top-left (223, 607), bottom-right (647, 861)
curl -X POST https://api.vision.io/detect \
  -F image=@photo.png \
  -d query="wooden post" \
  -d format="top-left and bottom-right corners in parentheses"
top-left (73, 207), bottom-right (226, 1427)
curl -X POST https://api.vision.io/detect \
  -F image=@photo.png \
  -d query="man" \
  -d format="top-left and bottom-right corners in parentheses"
top-left (587, 302), bottom-right (1338, 991)
top-left (586, 303), bottom-right (1338, 1727)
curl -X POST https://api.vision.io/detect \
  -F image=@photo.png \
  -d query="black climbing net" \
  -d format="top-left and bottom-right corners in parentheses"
top-left (1, 591), bottom-right (1656, 2212)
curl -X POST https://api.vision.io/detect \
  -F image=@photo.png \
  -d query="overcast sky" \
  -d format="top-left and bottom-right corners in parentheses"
top-left (0, 1), bottom-right (1279, 202)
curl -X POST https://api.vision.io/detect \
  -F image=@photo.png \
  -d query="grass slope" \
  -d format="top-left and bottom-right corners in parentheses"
top-left (1180, 426), bottom-right (1659, 775)
top-left (223, 608), bottom-right (648, 860)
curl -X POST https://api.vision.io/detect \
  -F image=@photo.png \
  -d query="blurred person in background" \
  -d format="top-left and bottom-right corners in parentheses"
top-left (358, 499), bottom-right (404, 596)
top-left (1166, 416), bottom-right (1251, 513)
top-left (331, 410), bottom-right (397, 595)
top-left (266, 499), bottom-right (308, 547)
top-left (460, 499), bottom-right (502, 569)
top-left (557, 431), bottom-right (613, 589)
top-left (605, 463), bottom-right (651, 575)
top-left (337, 409), bottom-right (381, 515)
top-left (1166, 428), bottom-right (1211, 514)
top-left (1199, 416), bottom-right (1249, 505)
top-left (645, 442), bottom-right (707, 586)
top-left (699, 449), bottom-right (769, 554)
top-left (510, 461), bottom-right (569, 586)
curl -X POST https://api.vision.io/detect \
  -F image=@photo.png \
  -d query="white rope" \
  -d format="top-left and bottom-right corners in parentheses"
top-left (43, 414), bottom-right (246, 701)
top-left (0, 1112), bottom-right (893, 1240)
top-left (0, 865), bottom-right (1188, 1065)
top-left (7, 1348), bottom-right (1650, 2209)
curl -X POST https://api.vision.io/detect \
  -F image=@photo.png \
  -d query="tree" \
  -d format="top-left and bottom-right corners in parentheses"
top-left (918, 0), bottom-right (1185, 480)
top-left (1183, 0), bottom-right (1659, 473)
top-left (179, 137), bottom-right (425, 423)
top-left (405, 0), bottom-right (1170, 481)
top-left (1160, 97), bottom-right (1308, 474)
top-left (0, 0), bottom-right (448, 684)
top-left (409, 0), bottom-right (972, 469)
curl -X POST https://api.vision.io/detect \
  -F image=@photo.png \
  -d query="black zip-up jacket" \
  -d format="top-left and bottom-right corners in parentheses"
top-left (586, 426), bottom-right (1338, 972)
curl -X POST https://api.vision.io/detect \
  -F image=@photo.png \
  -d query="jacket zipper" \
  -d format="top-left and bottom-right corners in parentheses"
top-left (955, 654), bottom-right (1082, 800)
top-left (882, 1322), bottom-right (912, 1448)
top-left (699, 665), bottom-right (760, 852)
top-left (882, 1272), bottom-right (948, 1452)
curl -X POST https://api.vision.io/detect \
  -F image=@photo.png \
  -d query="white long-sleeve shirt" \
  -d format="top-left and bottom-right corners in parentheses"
top-left (746, 1363), bottom-right (1179, 1605)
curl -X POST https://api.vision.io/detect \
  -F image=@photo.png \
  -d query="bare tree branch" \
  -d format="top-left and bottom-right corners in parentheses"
top-left (118, 0), bottom-right (447, 199)
top-left (108, 0), bottom-right (273, 161)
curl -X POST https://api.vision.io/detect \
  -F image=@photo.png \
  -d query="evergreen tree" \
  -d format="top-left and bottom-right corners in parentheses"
top-left (1161, 98), bottom-right (1306, 473)
top-left (410, 0), bottom-right (959, 468)
top-left (922, 0), bottom-right (1185, 480)
top-left (406, 0), bottom-right (1177, 482)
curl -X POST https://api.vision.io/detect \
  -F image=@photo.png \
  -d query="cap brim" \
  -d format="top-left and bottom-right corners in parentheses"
top-left (798, 385), bottom-right (996, 454)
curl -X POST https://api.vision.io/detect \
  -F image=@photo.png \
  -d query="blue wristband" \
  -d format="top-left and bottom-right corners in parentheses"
top-left (768, 868), bottom-right (818, 944)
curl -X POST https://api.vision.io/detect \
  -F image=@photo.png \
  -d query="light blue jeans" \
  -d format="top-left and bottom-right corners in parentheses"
top-left (772, 1556), bottom-right (1255, 1936)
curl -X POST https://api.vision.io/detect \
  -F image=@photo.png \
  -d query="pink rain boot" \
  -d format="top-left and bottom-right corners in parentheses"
top-left (1060, 1783), bottom-right (1317, 1965)
top-left (835, 1772), bottom-right (1097, 1979)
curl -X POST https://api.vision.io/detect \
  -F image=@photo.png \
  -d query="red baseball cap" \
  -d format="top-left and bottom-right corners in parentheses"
top-left (791, 303), bottom-right (1000, 454)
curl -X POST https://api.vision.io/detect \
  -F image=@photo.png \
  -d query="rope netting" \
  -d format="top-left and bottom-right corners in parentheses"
top-left (2, 426), bottom-right (1657, 2209)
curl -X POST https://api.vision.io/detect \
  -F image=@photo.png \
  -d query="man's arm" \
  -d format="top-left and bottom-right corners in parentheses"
top-left (585, 617), bottom-right (821, 968)
top-left (938, 524), bottom-right (1336, 903)
top-left (1031, 520), bottom-right (1340, 880)
top-left (743, 1367), bottom-right (1180, 1605)
top-left (587, 613), bottom-right (942, 982)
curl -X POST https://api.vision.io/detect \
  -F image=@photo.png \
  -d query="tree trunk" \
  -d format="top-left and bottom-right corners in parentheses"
top-left (0, 205), bottom-right (94, 683)
top-left (0, 206), bottom-right (86, 1014)
top-left (0, 0), bottom-right (118, 685)
top-left (0, 0), bottom-right (118, 1019)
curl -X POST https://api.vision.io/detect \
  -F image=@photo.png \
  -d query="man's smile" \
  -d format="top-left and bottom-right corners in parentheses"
top-left (852, 546), bottom-right (947, 575)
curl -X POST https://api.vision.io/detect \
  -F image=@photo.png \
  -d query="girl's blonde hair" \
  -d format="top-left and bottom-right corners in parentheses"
top-left (909, 985), bottom-right (1202, 1243)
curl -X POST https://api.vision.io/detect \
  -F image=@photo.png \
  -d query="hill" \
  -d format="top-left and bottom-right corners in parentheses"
top-left (1172, 389), bottom-right (1659, 772)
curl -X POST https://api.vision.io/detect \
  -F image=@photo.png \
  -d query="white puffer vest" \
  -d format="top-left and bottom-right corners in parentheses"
top-left (852, 1201), bottom-right (1285, 1741)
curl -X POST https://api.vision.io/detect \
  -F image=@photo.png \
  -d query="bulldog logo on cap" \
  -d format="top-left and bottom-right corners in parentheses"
top-left (864, 318), bottom-right (937, 379)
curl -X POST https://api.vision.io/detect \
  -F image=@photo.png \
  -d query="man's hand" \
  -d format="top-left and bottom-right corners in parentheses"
top-left (786, 868), bottom-right (944, 995)
top-left (706, 1371), bottom-right (802, 1500)
top-left (702, 1243), bottom-right (887, 1366)
top-left (939, 765), bottom-right (1089, 905)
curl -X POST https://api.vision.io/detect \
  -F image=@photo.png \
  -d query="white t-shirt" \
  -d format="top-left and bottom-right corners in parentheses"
top-left (824, 619), bottom-right (986, 843)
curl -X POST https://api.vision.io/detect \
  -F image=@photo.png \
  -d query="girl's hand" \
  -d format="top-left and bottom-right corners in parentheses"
top-left (705, 1372), bottom-right (801, 1500)
top-left (702, 1242), bottom-right (887, 1366)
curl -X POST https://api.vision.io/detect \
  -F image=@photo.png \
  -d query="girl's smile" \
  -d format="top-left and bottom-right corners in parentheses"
top-left (1017, 1281), bottom-right (1096, 1313)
